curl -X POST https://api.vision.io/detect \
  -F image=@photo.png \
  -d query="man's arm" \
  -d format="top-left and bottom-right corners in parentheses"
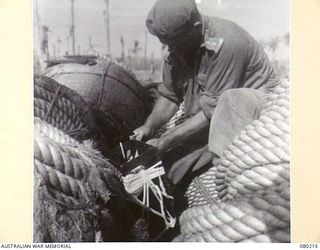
top-left (133, 95), bottom-right (179, 141)
top-left (148, 110), bottom-right (209, 153)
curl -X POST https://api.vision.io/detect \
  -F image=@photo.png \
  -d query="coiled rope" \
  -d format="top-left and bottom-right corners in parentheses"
top-left (34, 119), bottom-right (125, 208)
top-left (34, 77), bottom-right (150, 241)
top-left (176, 183), bottom-right (289, 242)
top-left (185, 165), bottom-right (219, 208)
top-left (34, 118), bottom-right (141, 242)
top-left (216, 80), bottom-right (290, 201)
top-left (34, 117), bottom-right (79, 146)
top-left (177, 80), bottom-right (290, 242)
top-left (34, 75), bottom-right (98, 141)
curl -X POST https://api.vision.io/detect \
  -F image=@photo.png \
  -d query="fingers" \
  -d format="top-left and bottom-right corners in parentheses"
top-left (129, 133), bottom-right (138, 141)
top-left (131, 129), bottom-right (143, 141)
top-left (134, 133), bottom-right (143, 141)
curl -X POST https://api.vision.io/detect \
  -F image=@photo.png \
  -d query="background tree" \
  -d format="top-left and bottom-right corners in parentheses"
top-left (268, 37), bottom-right (280, 61)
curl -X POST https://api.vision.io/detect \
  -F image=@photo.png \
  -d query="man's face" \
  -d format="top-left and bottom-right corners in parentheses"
top-left (159, 24), bottom-right (202, 55)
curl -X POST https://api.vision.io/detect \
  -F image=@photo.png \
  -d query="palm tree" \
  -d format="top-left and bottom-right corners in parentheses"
top-left (132, 40), bottom-right (142, 55)
top-left (131, 40), bottom-right (142, 67)
top-left (259, 39), bottom-right (267, 50)
top-left (57, 37), bottom-right (62, 57)
top-left (284, 32), bottom-right (290, 46)
top-left (268, 37), bottom-right (280, 61)
top-left (120, 36), bottom-right (125, 60)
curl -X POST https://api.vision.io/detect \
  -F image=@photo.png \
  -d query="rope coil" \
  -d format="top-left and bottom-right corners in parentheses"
top-left (34, 119), bottom-right (124, 208)
top-left (177, 183), bottom-right (289, 242)
top-left (185, 166), bottom-right (219, 207)
top-left (34, 76), bottom-right (97, 141)
top-left (216, 80), bottom-right (290, 201)
top-left (178, 80), bottom-right (290, 242)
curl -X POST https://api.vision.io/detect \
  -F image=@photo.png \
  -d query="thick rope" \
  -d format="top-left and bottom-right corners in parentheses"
top-left (176, 183), bottom-right (289, 242)
top-left (43, 85), bottom-right (62, 121)
top-left (185, 166), bottom-right (219, 207)
top-left (34, 76), bottom-right (97, 141)
top-left (33, 177), bottom-right (98, 242)
top-left (227, 163), bottom-right (289, 199)
top-left (177, 80), bottom-right (290, 242)
top-left (186, 83), bottom-right (289, 206)
top-left (34, 120), bottom-right (124, 208)
top-left (34, 110), bottom-right (146, 242)
top-left (35, 82), bottom-right (84, 128)
top-left (215, 81), bottom-right (289, 201)
top-left (238, 227), bottom-right (290, 243)
top-left (34, 117), bottom-right (79, 146)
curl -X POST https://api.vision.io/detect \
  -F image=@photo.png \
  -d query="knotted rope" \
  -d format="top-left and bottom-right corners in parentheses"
top-left (185, 166), bottom-right (219, 208)
top-left (123, 161), bottom-right (176, 228)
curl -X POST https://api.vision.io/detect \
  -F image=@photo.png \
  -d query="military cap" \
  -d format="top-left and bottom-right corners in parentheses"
top-left (146, 0), bottom-right (199, 40)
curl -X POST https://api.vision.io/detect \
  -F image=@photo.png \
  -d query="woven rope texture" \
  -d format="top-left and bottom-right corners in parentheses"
top-left (34, 76), bottom-right (98, 141)
top-left (177, 80), bottom-right (290, 242)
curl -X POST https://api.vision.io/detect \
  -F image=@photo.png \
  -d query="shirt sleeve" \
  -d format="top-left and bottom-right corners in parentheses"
top-left (158, 58), bottom-right (183, 105)
top-left (199, 37), bottom-right (249, 119)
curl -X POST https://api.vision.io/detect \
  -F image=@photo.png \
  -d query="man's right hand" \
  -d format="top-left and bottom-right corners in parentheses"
top-left (131, 95), bottom-right (179, 141)
top-left (131, 125), bottom-right (153, 141)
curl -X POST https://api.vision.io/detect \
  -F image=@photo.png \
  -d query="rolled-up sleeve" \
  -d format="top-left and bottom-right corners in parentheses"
top-left (198, 37), bottom-right (249, 119)
top-left (158, 59), bottom-right (183, 105)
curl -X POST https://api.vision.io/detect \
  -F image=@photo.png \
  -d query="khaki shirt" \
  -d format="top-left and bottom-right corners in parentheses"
top-left (159, 16), bottom-right (280, 119)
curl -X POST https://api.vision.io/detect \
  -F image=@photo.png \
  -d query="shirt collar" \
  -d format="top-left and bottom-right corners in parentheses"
top-left (200, 15), bottom-right (209, 48)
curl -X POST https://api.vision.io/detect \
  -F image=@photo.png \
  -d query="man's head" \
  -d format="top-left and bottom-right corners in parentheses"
top-left (146, 0), bottom-right (202, 54)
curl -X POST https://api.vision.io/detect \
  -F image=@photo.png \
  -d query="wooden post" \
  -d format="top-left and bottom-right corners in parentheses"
top-left (144, 30), bottom-right (148, 69)
top-left (34, 0), bottom-right (45, 72)
top-left (128, 49), bottom-right (132, 70)
top-left (57, 38), bottom-right (62, 57)
top-left (53, 44), bottom-right (56, 59)
top-left (120, 36), bottom-right (125, 60)
top-left (70, 0), bottom-right (76, 55)
top-left (41, 26), bottom-right (50, 61)
top-left (66, 36), bottom-right (70, 55)
top-left (104, 0), bottom-right (111, 56)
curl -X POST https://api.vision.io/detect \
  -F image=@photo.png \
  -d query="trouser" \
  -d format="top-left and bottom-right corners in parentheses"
top-left (208, 88), bottom-right (267, 157)
top-left (164, 88), bottom-right (267, 178)
top-left (163, 88), bottom-right (268, 216)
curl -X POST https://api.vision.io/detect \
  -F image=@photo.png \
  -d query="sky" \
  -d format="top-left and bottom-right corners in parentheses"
top-left (34, 0), bottom-right (290, 59)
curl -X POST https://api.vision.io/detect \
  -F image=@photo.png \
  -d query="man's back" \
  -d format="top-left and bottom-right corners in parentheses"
top-left (204, 16), bottom-right (280, 92)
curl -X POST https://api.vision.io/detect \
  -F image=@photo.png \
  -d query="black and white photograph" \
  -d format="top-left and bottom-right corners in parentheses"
top-left (33, 0), bottom-right (290, 242)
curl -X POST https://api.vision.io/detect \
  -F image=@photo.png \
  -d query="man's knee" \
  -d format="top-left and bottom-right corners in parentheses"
top-left (218, 88), bottom-right (264, 108)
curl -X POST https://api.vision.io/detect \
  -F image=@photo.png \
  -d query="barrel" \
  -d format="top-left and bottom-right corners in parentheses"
top-left (44, 60), bottom-right (151, 148)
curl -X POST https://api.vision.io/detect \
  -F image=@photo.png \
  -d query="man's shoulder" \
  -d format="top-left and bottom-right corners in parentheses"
top-left (202, 16), bottom-right (225, 54)
top-left (202, 37), bottom-right (224, 54)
